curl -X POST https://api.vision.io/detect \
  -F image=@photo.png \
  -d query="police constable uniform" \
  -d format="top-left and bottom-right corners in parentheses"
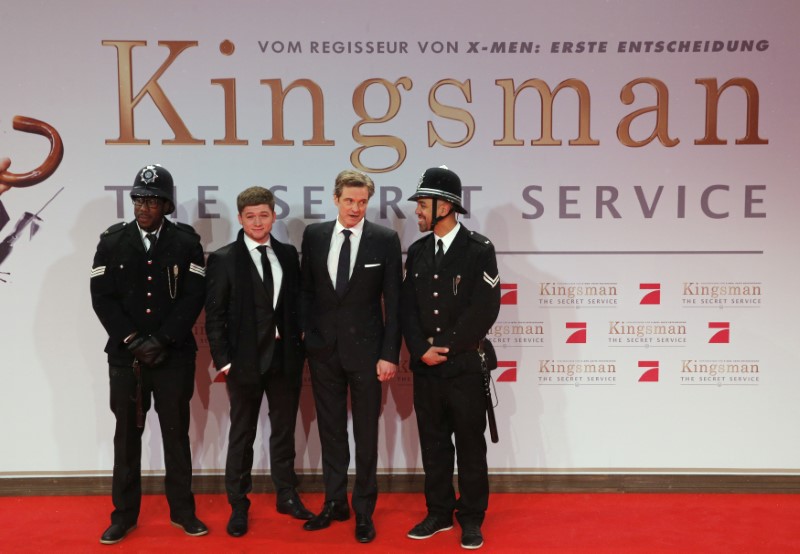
top-left (400, 167), bottom-right (501, 550)
top-left (90, 165), bottom-right (208, 544)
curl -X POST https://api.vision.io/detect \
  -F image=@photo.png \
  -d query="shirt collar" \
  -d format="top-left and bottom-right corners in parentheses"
top-left (243, 232), bottom-right (271, 252)
top-left (334, 216), bottom-right (365, 238)
top-left (434, 222), bottom-right (461, 252)
top-left (137, 222), bottom-right (163, 239)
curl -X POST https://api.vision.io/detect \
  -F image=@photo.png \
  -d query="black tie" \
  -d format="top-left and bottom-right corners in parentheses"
top-left (336, 229), bottom-right (352, 297)
top-left (145, 233), bottom-right (157, 257)
top-left (256, 245), bottom-right (274, 307)
top-left (435, 238), bottom-right (444, 268)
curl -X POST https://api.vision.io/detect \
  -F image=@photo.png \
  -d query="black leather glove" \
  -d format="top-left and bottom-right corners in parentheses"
top-left (128, 334), bottom-right (168, 367)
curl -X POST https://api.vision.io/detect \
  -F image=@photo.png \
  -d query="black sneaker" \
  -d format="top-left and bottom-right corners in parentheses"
top-left (407, 515), bottom-right (453, 539)
top-left (460, 523), bottom-right (483, 550)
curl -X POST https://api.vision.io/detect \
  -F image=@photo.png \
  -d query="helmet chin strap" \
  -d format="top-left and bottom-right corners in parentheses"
top-left (428, 198), bottom-right (453, 232)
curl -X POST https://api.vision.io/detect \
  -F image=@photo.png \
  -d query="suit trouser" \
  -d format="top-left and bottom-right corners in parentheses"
top-left (225, 360), bottom-right (301, 511)
top-left (308, 350), bottom-right (381, 516)
top-left (413, 370), bottom-right (488, 527)
top-left (108, 357), bottom-right (197, 526)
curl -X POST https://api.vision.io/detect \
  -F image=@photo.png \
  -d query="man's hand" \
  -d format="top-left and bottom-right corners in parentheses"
top-left (376, 359), bottom-right (397, 382)
top-left (421, 346), bottom-right (449, 366)
top-left (128, 335), bottom-right (168, 367)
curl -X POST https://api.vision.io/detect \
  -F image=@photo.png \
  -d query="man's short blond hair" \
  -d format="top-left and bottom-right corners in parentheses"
top-left (334, 169), bottom-right (375, 198)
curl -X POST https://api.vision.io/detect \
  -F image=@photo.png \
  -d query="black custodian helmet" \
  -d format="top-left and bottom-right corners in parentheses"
top-left (407, 166), bottom-right (467, 214)
top-left (130, 164), bottom-right (175, 215)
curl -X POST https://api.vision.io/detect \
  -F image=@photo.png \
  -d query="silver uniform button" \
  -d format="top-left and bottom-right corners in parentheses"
top-left (435, 327), bottom-right (441, 332)
top-left (433, 309), bottom-right (439, 315)
top-left (146, 308), bottom-right (152, 314)
top-left (434, 274), bottom-right (439, 280)
top-left (433, 292), bottom-right (438, 297)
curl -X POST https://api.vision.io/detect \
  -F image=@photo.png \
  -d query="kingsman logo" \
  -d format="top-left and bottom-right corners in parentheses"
top-left (566, 322), bottom-right (587, 343)
top-left (639, 283), bottom-right (661, 305)
top-left (500, 283), bottom-right (518, 305)
top-left (538, 359), bottom-right (617, 385)
top-left (490, 321), bottom-right (545, 346)
top-left (538, 282), bottom-right (618, 307)
top-left (682, 282), bottom-right (762, 307)
top-left (681, 359), bottom-right (760, 385)
top-left (496, 360), bottom-right (517, 382)
top-left (607, 320), bottom-right (687, 346)
top-left (708, 322), bottom-right (730, 343)
top-left (638, 360), bottom-right (659, 382)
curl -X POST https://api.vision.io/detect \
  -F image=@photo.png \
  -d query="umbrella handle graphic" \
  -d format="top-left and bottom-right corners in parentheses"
top-left (0, 116), bottom-right (64, 188)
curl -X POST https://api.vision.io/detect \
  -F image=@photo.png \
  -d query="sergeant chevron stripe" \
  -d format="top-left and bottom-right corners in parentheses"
top-left (189, 263), bottom-right (206, 277)
top-left (483, 272), bottom-right (500, 288)
top-left (90, 266), bottom-right (106, 278)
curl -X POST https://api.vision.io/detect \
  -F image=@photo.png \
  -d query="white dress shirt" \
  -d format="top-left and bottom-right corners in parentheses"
top-left (327, 216), bottom-right (365, 287)
top-left (242, 233), bottom-right (283, 310)
top-left (434, 222), bottom-right (461, 255)
top-left (136, 222), bottom-right (162, 250)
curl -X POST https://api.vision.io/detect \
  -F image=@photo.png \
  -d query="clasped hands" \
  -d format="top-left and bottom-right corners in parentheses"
top-left (128, 334), bottom-right (168, 367)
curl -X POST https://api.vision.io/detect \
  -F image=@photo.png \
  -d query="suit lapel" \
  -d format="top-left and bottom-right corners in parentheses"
top-left (349, 220), bottom-right (372, 286)
top-left (438, 225), bottom-right (468, 271)
top-left (319, 221), bottom-right (337, 294)
top-left (271, 235), bottom-right (288, 306)
top-left (418, 232), bottom-right (436, 272)
top-left (124, 220), bottom-right (146, 255)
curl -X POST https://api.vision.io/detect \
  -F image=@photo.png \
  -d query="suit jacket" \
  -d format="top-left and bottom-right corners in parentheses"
top-left (400, 225), bottom-right (501, 377)
top-left (205, 229), bottom-right (304, 386)
top-left (300, 219), bottom-right (402, 370)
top-left (90, 218), bottom-right (205, 365)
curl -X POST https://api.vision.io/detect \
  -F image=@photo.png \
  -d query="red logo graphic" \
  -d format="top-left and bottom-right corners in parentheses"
top-left (566, 322), bottom-right (587, 343)
top-left (500, 283), bottom-right (518, 305)
top-left (213, 372), bottom-right (227, 383)
top-left (496, 361), bottom-right (517, 382)
top-left (640, 283), bottom-right (661, 305)
top-left (708, 322), bottom-right (730, 343)
top-left (638, 360), bottom-right (659, 382)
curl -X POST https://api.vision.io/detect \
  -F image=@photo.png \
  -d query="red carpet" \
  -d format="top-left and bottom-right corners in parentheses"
top-left (1, 492), bottom-right (799, 553)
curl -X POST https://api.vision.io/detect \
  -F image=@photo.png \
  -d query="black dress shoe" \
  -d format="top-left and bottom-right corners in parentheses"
top-left (99, 522), bottom-right (136, 545)
top-left (277, 493), bottom-right (314, 520)
top-left (227, 509), bottom-right (248, 537)
top-left (170, 516), bottom-right (209, 537)
top-left (302, 500), bottom-right (350, 531)
top-left (355, 513), bottom-right (376, 543)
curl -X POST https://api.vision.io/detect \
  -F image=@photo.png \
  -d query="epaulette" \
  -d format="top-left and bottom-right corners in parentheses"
top-left (100, 221), bottom-right (127, 237)
top-left (174, 221), bottom-right (201, 238)
top-left (409, 234), bottom-right (429, 249)
top-left (468, 230), bottom-right (493, 247)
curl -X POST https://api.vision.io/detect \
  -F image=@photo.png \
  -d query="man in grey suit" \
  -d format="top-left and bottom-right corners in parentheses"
top-left (300, 169), bottom-right (402, 543)
top-left (205, 186), bottom-right (313, 538)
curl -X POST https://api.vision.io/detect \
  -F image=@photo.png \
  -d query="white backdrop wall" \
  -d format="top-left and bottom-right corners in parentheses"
top-left (1, 0), bottom-right (798, 477)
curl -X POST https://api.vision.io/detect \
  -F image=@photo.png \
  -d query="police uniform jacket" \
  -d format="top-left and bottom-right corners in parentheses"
top-left (90, 219), bottom-right (206, 365)
top-left (401, 225), bottom-right (501, 378)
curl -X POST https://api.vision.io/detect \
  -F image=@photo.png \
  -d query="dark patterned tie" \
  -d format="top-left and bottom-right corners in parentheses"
top-left (145, 233), bottom-right (157, 257)
top-left (256, 245), bottom-right (274, 306)
top-left (336, 229), bottom-right (352, 297)
top-left (435, 238), bottom-right (444, 269)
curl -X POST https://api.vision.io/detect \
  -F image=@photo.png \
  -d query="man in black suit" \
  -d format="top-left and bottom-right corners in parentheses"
top-left (205, 186), bottom-right (313, 538)
top-left (91, 164), bottom-right (208, 544)
top-left (300, 169), bottom-right (402, 543)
